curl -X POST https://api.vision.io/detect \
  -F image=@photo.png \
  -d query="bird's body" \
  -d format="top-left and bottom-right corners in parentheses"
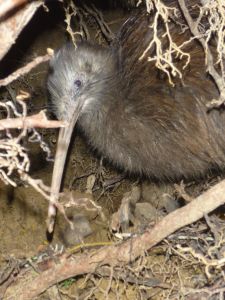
top-left (47, 8), bottom-right (225, 181)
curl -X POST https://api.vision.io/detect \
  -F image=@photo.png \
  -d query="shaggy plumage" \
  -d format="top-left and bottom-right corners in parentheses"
top-left (47, 8), bottom-right (225, 181)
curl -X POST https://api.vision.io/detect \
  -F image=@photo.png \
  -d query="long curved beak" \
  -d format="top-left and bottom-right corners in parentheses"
top-left (47, 99), bottom-right (83, 234)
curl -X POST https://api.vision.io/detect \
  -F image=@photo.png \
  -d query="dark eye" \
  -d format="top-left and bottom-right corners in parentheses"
top-left (74, 79), bottom-right (82, 88)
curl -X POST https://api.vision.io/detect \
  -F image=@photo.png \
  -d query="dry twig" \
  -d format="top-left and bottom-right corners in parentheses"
top-left (63, 0), bottom-right (81, 46)
top-left (0, 54), bottom-right (51, 87)
top-left (0, 110), bottom-right (65, 130)
top-left (177, 0), bottom-right (225, 106)
top-left (140, 0), bottom-right (191, 86)
top-left (82, 3), bottom-right (115, 43)
top-left (63, 1), bottom-right (114, 45)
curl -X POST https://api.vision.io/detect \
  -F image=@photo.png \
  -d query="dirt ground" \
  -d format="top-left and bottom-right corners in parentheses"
top-left (0, 2), bottom-right (225, 299)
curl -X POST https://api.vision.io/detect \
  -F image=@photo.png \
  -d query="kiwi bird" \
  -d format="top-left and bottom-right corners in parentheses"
top-left (47, 8), bottom-right (225, 184)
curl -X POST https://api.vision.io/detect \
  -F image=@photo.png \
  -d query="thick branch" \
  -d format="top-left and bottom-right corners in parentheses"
top-left (7, 178), bottom-right (225, 299)
top-left (0, 1), bottom-right (42, 60)
top-left (0, 0), bottom-right (27, 20)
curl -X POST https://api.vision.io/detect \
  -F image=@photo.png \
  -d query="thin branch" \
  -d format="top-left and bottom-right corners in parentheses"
top-left (0, 54), bottom-right (51, 87)
top-left (0, 110), bottom-right (66, 130)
